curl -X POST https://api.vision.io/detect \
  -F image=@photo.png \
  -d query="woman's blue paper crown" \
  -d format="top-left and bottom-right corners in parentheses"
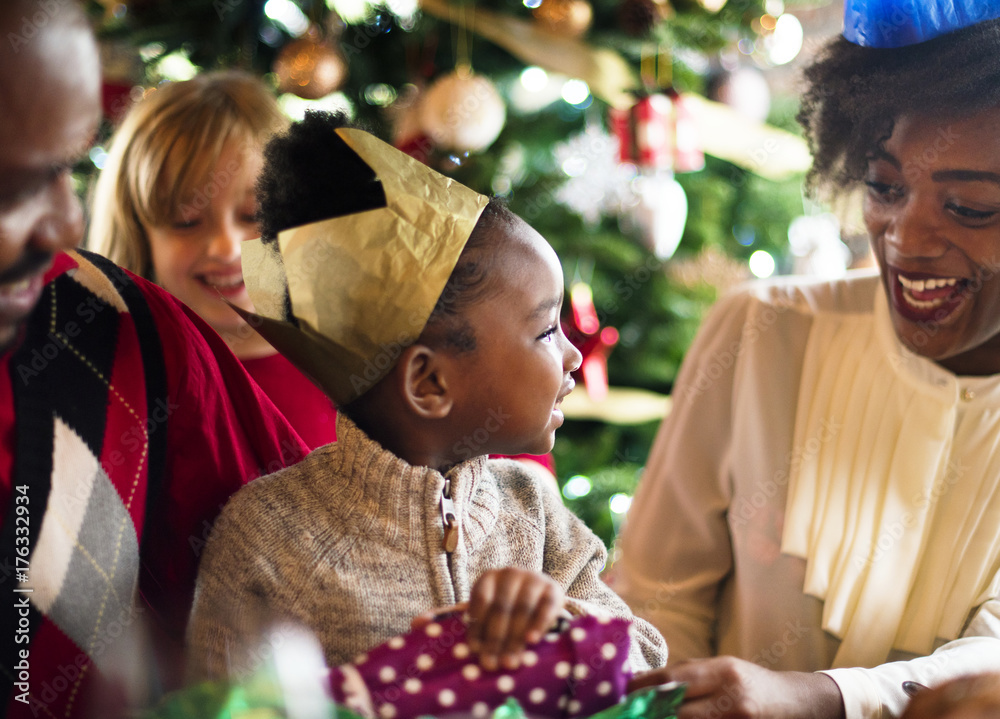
top-left (844, 0), bottom-right (1000, 48)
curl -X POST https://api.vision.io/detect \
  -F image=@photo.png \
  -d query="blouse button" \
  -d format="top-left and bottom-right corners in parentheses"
top-left (961, 387), bottom-right (976, 402)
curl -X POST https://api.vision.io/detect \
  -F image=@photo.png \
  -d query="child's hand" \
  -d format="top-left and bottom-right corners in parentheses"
top-left (466, 568), bottom-right (565, 672)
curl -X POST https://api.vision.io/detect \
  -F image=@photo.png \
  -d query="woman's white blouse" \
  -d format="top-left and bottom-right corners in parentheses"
top-left (609, 270), bottom-right (1000, 719)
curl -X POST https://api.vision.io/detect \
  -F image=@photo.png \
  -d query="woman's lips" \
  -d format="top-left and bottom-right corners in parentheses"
top-left (891, 270), bottom-right (970, 323)
top-left (197, 272), bottom-right (246, 298)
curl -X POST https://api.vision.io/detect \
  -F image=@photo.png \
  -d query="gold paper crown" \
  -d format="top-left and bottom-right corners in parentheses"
top-left (235, 128), bottom-right (490, 406)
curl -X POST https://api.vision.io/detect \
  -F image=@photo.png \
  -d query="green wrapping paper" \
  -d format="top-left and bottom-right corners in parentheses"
top-left (142, 682), bottom-right (686, 719)
top-left (470, 683), bottom-right (686, 719)
top-left (589, 682), bottom-right (686, 718)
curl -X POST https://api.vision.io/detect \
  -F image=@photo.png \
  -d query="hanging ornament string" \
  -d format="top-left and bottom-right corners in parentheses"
top-left (452, 0), bottom-right (475, 75)
top-left (657, 45), bottom-right (672, 89)
top-left (640, 49), bottom-right (655, 91)
top-left (421, 0), bottom-right (506, 152)
top-left (639, 44), bottom-right (671, 90)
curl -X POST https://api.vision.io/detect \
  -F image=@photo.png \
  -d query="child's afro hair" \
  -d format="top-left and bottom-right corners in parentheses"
top-left (256, 110), bottom-right (386, 243)
top-left (255, 109), bottom-right (518, 355)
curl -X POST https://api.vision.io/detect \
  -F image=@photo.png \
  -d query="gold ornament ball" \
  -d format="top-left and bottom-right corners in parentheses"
top-left (532, 0), bottom-right (593, 37)
top-left (419, 71), bottom-right (506, 153)
top-left (273, 36), bottom-right (348, 100)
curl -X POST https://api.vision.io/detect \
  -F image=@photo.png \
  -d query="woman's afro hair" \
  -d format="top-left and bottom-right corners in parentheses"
top-left (798, 17), bottom-right (1000, 195)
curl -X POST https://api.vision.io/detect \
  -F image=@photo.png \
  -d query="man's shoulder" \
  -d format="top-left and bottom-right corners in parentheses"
top-left (59, 249), bottom-right (143, 299)
top-left (61, 249), bottom-right (235, 365)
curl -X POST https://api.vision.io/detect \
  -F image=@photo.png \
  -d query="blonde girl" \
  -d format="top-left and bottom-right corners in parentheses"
top-left (90, 70), bottom-right (337, 448)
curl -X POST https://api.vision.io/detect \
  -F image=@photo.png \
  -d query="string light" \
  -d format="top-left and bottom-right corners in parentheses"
top-left (264, 0), bottom-right (310, 36)
top-left (520, 67), bottom-right (549, 92)
top-left (749, 250), bottom-right (776, 278)
top-left (563, 475), bottom-right (593, 500)
top-left (609, 494), bottom-right (632, 515)
top-left (561, 79), bottom-right (590, 105)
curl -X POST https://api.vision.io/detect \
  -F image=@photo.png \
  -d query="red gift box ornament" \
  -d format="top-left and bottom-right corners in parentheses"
top-left (609, 92), bottom-right (704, 174)
top-left (609, 94), bottom-right (673, 171)
top-left (668, 90), bottom-right (705, 173)
top-left (328, 612), bottom-right (634, 719)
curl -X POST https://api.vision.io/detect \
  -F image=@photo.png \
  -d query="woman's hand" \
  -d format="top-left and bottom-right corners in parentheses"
top-left (466, 568), bottom-right (565, 671)
top-left (629, 657), bottom-right (845, 719)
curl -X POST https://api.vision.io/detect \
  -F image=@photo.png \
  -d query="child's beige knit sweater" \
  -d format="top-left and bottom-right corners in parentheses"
top-left (187, 414), bottom-right (667, 680)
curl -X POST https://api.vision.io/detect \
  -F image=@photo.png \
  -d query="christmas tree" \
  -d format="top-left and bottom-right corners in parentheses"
top-left (87, 0), bottom-right (824, 546)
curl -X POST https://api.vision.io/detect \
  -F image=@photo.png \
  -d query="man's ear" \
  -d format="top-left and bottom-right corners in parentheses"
top-left (397, 344), bottom-right (454, 419)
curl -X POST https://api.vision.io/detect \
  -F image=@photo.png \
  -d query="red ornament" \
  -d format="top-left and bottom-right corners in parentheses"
top-left (395, 133), bottom-right (434, 165)
top-left (578, 327), bottom-right (619, 402)
top-left (609, 94), bottom-right (673, 170)
top-left (609, 91), bottom-right (704, 172)
top-left (101, 80), bottom-right (134, 124)
top-left (562, 282), bottom-right (619, 401)
top-left (669, 90), bottom-right (705, 173)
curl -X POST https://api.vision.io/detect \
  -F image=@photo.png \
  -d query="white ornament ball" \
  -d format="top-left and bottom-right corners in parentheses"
top-left (633, 173), bottom-right (688, 260)
top-left (713, 66), bottom-right (771, 123)
top-left (419, 71), bottom-right (506, 153)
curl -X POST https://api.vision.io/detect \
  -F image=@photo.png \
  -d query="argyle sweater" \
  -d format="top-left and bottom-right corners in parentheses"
top-left (187, 414), bottom-right (668, 681)
top-left (0, 250), bottom-right (308, 719)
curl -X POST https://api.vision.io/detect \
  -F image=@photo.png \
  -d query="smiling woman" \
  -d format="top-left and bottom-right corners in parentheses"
top-left (88, 71), bottom-right (338, 449)
top-left (861, 110), bottom-right (1000, 374)
top-left (89, 71), bottom-right (285, 357)
top-left (609, 5), bottom-right (1000, 719)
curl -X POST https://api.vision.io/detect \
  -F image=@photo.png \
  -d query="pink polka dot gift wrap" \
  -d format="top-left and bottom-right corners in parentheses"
top-left (327, 612), bottom-right (635, 719)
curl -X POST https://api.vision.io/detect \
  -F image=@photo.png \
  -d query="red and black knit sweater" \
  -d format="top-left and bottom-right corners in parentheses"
top-left (0, 250), bottom-right (308, 719)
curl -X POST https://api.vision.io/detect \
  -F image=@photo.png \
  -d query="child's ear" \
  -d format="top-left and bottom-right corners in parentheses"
top-left (397, 344), bottom-right (453, 419)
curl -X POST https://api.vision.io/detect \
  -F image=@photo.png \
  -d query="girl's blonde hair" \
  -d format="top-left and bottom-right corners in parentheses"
top-left (88, 70), bottom-right (289, 279)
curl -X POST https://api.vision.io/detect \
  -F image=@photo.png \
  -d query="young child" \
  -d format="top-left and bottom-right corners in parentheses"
top-left (186, 112), bottom-right (667, 683)
top-left (88, 71), bottom-right (337, 448)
